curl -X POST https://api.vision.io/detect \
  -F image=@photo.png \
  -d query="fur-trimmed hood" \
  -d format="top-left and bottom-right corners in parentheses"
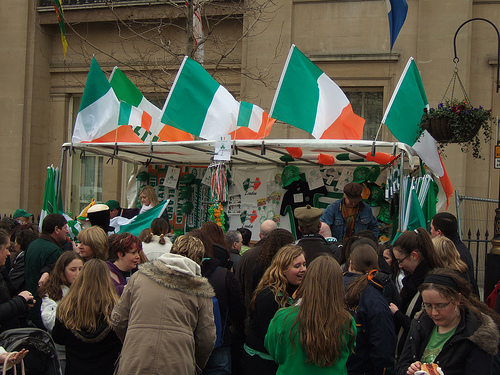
top-left (139, 255), bottom-right (214, 298)
top-left (469, 312), bottom-right (499, 355)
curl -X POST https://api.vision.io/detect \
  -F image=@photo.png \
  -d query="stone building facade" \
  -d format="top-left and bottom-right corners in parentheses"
top-left (1, 0), bottom-right (500, 219)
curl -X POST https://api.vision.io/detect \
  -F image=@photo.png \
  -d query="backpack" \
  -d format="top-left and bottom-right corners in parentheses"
top-left (208, 267), bottom-right (229, 349)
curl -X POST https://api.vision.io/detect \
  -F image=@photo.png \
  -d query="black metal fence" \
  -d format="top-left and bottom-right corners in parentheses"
top-left (456, 191), bottom-right (498, 300)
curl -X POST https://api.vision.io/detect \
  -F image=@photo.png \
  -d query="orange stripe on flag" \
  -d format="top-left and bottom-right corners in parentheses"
top-left (89, 126), bottom-right (144, 143)
top-left (438, 153), bottom-right (454, 209)
top-left (141, 111), bottom-right (152, 132)
top-left (320, 104), bottom-right (365, 140)
top-left (156, 125), bottom-right (194, 142)
top-left (231, 116), bottom-right (276, 140)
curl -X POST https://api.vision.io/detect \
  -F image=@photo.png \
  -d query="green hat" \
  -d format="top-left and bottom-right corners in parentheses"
top-left (352, 166), bottom-right (372, 183)
top-left (105, 200), bottom-right (120, 211)
top-left (281, 165), bottom-right (301, 188)
top-left (13, 209), bottom-right (32, 219)
top-left (136, 171), bottom-right (149, 181)
top-left (179, 186), bottom-right (193, 200)
top-left (181, 173), bottom-right (196, 184)
top-left (180, 201), bottom-right (193, 214)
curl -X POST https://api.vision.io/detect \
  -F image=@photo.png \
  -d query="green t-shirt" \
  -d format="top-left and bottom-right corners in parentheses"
top-left (421, 325), bottom-right (457, 364)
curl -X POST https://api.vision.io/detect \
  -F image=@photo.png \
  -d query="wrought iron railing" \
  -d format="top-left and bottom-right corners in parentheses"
top-left (39, 0), bottom-right (168, 6)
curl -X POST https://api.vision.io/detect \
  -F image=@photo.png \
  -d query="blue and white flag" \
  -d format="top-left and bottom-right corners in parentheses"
top-left (386, 0), bottom-right (408, 50)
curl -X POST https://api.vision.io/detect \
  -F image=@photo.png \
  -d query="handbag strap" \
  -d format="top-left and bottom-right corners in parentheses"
top-left (396, 292), bottom-right (421, 357)
top-left (2, 352), bottom-right (25, 375)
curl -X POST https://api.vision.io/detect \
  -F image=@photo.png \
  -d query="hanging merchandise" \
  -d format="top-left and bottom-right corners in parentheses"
top-left (209, 202), bottom-right (226, 229)
top-left (209, 160), bottom-right (229, 202)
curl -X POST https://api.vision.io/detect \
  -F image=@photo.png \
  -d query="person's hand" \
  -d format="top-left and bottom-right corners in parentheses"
top-left (18, 291), bottom-right (35, 307)
top-left (0, 349), bottom-right (29, 366)
top-left (389, 302), bottom-right (399, 315)
top-left (38, 272), bottom-right (49, 287)
top-left (407, 361), bottom-right (422, 375)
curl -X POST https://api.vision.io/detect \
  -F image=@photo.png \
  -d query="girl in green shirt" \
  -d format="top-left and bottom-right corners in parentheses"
top-left (265, 255), bottom-right (356, 374)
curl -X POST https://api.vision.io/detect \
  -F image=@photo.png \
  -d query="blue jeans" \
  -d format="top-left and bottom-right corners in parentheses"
top-left (202, 346), bottom-right (231, 375)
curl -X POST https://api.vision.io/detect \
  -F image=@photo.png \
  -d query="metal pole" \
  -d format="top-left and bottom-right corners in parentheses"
top-left (453, 18), bottom-right (500, 93)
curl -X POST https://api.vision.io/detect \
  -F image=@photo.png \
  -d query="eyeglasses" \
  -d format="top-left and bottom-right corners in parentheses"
top-left (395, 255), bottom-right (409, 265)
top-left (422, 301), bottom-right (451, 311)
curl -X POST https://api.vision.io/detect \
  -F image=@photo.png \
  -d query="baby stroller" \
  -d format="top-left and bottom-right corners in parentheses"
top-left (0, 328), bottom-right (61, 375)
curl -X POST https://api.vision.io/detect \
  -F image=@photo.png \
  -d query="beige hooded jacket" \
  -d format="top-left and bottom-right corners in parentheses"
top-left (111, 252), bottom-right (216, 375)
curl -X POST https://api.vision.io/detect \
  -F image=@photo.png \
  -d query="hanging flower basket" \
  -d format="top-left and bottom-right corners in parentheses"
top-left (421, 117), bottom-right (482, 143)
top-left (420, 99), bottom-right (493, 159)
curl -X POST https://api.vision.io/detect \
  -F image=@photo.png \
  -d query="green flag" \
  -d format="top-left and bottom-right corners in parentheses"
top-left (407, 189), bottom-right (426, 231)
top-left (382, 57), bottom-right (428, 145)
top-left (117, 200), bottom-right (169, 237)
top-left (39, 166), bottom-right (58, 230)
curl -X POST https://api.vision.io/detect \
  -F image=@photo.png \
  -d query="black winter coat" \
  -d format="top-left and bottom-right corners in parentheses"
top-left (297, 233), bottom-right (340, 264)
top-left (0, 267), bottom-right (29, 333)
top-left (52, 317), bottom-right (122, 375)
top-left (344, 272), bottom-right (396, 375)
top-left (448, 233), bottom-right (480, 296)
top-left (201, 258), bottom-right (246, 346)
top-left (245, 284), bottom-right (297, 354)
top-left (394, 260), bottom-right (432, 356)
top-left (396, 309), bottom-right (499, 375)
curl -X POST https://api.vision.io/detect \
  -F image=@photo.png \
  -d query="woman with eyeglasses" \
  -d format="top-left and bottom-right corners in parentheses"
top-left (396, 268), bottom-right (500, 375)
top-left (389, 227), bottom-right (446, 356)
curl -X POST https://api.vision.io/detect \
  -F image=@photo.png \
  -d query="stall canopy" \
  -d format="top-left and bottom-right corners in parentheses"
top-left (61, 139), bottom-right (415, 167)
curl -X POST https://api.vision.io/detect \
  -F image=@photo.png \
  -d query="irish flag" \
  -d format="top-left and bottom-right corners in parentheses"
top-left (269, 45), bottom-right (365, 140)
top-left (230, 102), bottom-right (275, 140)
top-left (91, 102), bottom-right (155, 143)
top-left (161, 56), bottom-right (240, 140)
top-left (72, 57), bottom-right (120, 143)
top-left (109, 67), bottom-right (193, 142)
top-left (382, 57), bottom-right (453, 205)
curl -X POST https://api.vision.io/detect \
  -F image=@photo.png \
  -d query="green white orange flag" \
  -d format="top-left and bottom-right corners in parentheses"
top-left (90, 102), bottom-right (155, 143)
top-left (160, 56), bottom-right (241, 140)
top-left (382, 57), bottom-right (453, 205)
top-left (109, 67), bottom-right (193, 142)
top-left (230, 102), bottom-right (275, 140)
top-left (72, 57), bottom-right (120, 143)
top-left (269, 45), bottom-right (365, 140)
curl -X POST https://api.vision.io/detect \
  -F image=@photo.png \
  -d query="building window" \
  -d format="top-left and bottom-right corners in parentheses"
top-left (79, 156), bottom-right (104, 212)
top-left (344, 90), bottom-right (383, 141)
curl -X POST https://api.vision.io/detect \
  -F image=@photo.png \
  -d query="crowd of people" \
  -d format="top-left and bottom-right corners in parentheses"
top-left (0, 181), bottom-right (498, 374)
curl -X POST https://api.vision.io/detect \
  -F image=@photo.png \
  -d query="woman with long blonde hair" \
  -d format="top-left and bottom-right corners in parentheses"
top-left (432, 236), bottom-right (469, 275)
top-left (243, 244), bottom-right (306, 375)
top-left (139, 185), bottom-right (159, 214)
top-left (52, 259), bottom-right (121, 375)
top-left (265, 254), bottom-right (356, 373)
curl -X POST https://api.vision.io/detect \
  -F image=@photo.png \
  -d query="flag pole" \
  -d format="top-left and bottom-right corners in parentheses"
top-left (374, 121), bottom-right (384, 141)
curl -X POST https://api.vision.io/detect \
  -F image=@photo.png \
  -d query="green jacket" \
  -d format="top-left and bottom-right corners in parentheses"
top-left (265, 306), bottom-right (356, 375)
top-left (25, 236), bottom-right (63, 328)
